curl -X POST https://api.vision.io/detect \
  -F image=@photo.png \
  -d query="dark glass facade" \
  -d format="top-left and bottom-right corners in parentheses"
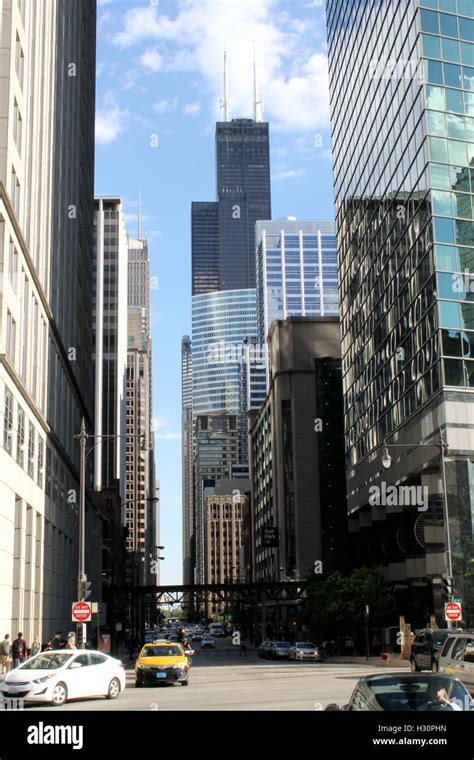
top-left (191, 202), bottom-right (219, 295)
top-left (327, 0), bottom-right (474, 623)
top-left (216, 119), bottom-right (271, 290)
top-left (191, 118), bottom-right (271, 295)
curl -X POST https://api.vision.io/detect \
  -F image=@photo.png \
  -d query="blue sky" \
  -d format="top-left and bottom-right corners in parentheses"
top-left (94, 0), bottom-right (335, 584)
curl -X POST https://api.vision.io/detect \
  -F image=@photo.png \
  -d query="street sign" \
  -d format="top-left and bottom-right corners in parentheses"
top-left (72, 601), bottom-right (92, 623)
top-left (445, 601), bottom-right (462, 622)
top-left (263, 526), bottom-right (278, 548)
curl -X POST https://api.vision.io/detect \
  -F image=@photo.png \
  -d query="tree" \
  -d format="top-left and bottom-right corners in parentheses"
top-left (301, 566), bottom-right (394, 633)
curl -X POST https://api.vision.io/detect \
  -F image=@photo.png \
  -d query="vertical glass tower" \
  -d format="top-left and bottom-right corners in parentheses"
top-left (216, 119), bottom-right (271, 290)
top-left (191, 118), bottom-right (271, 295)
top-left (327, 0), bottom-right (474, 624)
top-left (256, 218), bottom-right (339, 345)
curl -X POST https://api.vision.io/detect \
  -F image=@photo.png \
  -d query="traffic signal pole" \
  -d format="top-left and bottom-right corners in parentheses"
top-left (78, 419), bottom-right (88, 648)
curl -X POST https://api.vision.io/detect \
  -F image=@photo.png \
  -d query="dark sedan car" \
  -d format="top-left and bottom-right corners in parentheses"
top-left (410, 629), bottom-right (460, 673)
top-left (326, 673), bottom-right (473, 711)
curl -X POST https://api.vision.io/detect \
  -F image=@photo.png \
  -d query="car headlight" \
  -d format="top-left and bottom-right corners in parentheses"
top-left (33, 674), bottom-right (55, 684)
top-left (173, 663), bottom-right (186, 669)
top-left (137, 665), bottom-right (152, 670)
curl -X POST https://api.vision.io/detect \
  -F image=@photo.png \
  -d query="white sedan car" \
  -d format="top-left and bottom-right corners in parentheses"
top-left (0, 650), bottom-right (126, 706)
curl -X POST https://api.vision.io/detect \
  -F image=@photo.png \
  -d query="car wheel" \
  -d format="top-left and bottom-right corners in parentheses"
top-left (135, 680), bottom-right (142, 688)
top-left (181, 680), bottom-right (189, 686)
top-left (431, 659), bottom-right (439, 673)
top-left (107, 677), bottom-right (121, 699)
top-left (410, 658), bottom-right (420, 673)
top-left (51, 682), bottom-right (68, 706)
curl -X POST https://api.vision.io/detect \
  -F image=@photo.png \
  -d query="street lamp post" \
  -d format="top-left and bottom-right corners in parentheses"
top-left (381, 433), bottom-right (454, 627)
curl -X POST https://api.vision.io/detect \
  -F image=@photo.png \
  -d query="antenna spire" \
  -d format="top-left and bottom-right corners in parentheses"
top-left (138, 191), bottom-right (142, 240)
top-left (253, 41), bottom-right (263, 122)
top-left (220, 49), bottom-right (229, 121)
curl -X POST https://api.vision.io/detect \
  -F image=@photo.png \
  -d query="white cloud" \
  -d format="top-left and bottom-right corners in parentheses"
top-left (272, 168), bottom-right (304, 181)
top-left (152, 417), bottom-right (168, 431)
top-left (112, 0), bottom-right (330, 133)
top-left (183, 101), bottom-right (201, 116)
top-left (153, 97), bottom-right (179, 114)
top-left (140, 47), bottom-right (164, 72)
top-left (95, 105), bottom-right (128, 144)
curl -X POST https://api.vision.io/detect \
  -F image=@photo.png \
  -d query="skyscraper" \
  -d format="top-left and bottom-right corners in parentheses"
top-left (185, 59), bottom-right (273, 585)
top-left (326, 0), bottom-right (474, 623)
top-left (181, 336), bottom-right (194, 585)
top-left (215, 118), bottom-right (271, 291)
top-left (255, 217), bottom-right (339, 387)
top-left (191, 57), bottom-right (271, 295)
top-left (92, 198), bottom-right (128, 506)
top-left (126, 232), bottom-right (154, 583)
top-left (0, 0), bottom-right (98, 639)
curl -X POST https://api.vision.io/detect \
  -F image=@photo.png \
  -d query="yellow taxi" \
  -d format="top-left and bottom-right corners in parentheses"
top-left (135, 641), bottom-right (190, 687)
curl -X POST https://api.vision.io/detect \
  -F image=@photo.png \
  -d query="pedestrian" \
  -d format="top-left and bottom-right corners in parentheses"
top-left (30, 635), bottom-right (41, 658)
top-left (11, 632), bottom-right (27, 668)
top-left (240, 635), bottom-right (247, 657)
top-left (51, 631), bottom-right (62, 650)
top-left (41, 641), bottom-right (52, 652)
top-left (65, 633), bottom-right (76, 650)
top-left (372, 633), bottom-right (381, 657)
top-left (1, 634), bottom-right (12, 674)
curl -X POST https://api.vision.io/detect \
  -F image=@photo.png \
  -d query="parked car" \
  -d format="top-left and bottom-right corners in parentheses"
top-left (201, 636), bottom-right (215, 649)
top-left (439, 632), bottom-right (474, 694)
top-left (289, 642), bottom-right (322, 661)
top-left (257, 641), bottom-right (272, 658)
top-left (269, 642), bottom-right (291, 660)
top-left (410, 629), bottom-right (460, 673)
top-left (0, 651), bottom-right (125, 706)
top-left (326, 673), bottom-right (474, 711)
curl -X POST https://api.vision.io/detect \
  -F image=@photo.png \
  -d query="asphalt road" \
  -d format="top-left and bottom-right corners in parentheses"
top-left (28, 639), bottom-right (408, 711)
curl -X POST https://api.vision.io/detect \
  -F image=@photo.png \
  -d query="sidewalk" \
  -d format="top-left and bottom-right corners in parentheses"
top-left (327, 655), bottom-right (409, 668)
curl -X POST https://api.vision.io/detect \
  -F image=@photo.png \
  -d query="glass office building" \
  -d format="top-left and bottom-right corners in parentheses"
top-left (192, 119), bottom-right (271, 295)
top-left (192, 289), bottom-right (258, 418)
top-left (327, 0), bottom-right (474, 623)
top-left (256, 218), bottom-right (339, 345)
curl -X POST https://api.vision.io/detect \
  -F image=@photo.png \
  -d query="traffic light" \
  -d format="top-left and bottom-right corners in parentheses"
top-left (441, 576), bottom-right (454, 602)
top-left (84, 581), bottom-right (92, 601)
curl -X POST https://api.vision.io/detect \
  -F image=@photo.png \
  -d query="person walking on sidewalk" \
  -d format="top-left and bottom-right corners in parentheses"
top-left (1, 634), bottom-right (11, 674)
top-left (30, 636), bottom-right (41, 658)
top-left (12, 632), bottom-right (27, 669)
top-left (240, 636), bottom-right (247, 657)
top-left (51, 631), bottom-right (62, 650)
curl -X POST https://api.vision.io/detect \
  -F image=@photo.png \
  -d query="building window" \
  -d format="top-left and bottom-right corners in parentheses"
top-left (13, 99), bottom-right (22, 154)
top-left (15, 34), bottom-right (24, 89)
top-left (3, 392), bottom-right (13, 453)
top-left (17, 407), bottom-right (25, 468)
top-left (37, 438), bottom-right (44, 489)
top-left (6, 310), bottom-right (16, 362)
top-left (27, 422), bottom-right (35, 479)
top-left (20, 271), bottom-right (29, 380)
top-left (10, 166), bottom-right (20, 215)
top-left (8, 239), bottom-right (18, 291)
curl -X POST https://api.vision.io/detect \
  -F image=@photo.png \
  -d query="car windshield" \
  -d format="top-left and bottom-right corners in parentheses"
top-left (355, 677), bottom-right (468, 711)
top-left (20, 653), bottom-right (73, 670)
top-left (142, 646), bottom-right (182, 657)
top-left (433, 631), bottom-right (453, 647)
top-left (297, 643), bottom-right (315, 648)
top-left (275, 642), bottom-right (291, 647)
